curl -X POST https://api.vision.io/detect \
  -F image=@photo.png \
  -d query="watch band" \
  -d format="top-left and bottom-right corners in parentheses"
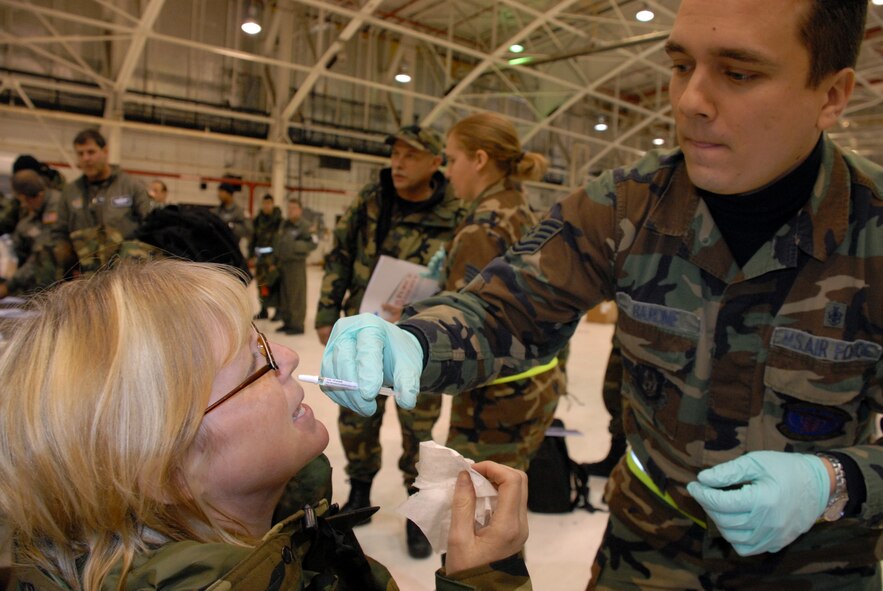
top-left (816, 453), bottom-right (848, 521)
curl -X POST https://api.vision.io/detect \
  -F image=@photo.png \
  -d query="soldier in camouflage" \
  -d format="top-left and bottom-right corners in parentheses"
top-left (250, 194), bottom-right (283, 319)
top-left (424, 112), bottom-right (566, 472)
top-left (321, 1), bottom-right (883, 588)
top-left (0, 260), bottom-right (531, 591)
top-left (315, 124), bottom-right (465, 558)
top-left (53, 129), bottom-right (153, 276)
top-left (0, 170), bottom-right (74, 298)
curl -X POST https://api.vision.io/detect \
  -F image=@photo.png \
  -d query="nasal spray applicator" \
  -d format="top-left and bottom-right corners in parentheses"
top-left (298, 374), bottom-right (400, 398)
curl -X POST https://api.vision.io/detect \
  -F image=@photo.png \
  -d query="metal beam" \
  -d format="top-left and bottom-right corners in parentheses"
top-left (114, 0), bottom-right (168, 93)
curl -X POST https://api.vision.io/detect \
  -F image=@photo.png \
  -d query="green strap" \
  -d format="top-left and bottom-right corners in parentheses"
top-left (487, 357), bottom-right (559, 386)
top-left (626, 449), bottom-right (707, 529)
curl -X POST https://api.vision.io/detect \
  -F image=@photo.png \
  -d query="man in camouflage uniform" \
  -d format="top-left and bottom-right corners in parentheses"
top-left (321, 1), bottom-right (883, 588)
top-left (250, 194), bottom-right (282, 320)
top-left (215, 182), bottom-right (253, 248)
top-left (0, 170), bottom-right (74, 298)
top-left (53, 129), bottom-right (153, 275)
top-left (315, 125), bottom-right (465, 558)
top-left (274, 197), bottom-right (318, 334)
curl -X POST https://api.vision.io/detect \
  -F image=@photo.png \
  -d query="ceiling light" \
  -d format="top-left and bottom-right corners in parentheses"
top-left (594, 116), bottom-right (608, 132)
top-left (395, 61), bottom-right (412, 84)
top-left (509, 44), bottom-right (525, 54)
top-left (635, 5), bottom-right (655, 22)
top-left (652, 137), bottom-right (665, 146)
top-left (508, 56), bottom-right (533, 66)
top-left (241, 1), bottom-right (262, 35)
top-left (874, 0), bottom-right (883, 5)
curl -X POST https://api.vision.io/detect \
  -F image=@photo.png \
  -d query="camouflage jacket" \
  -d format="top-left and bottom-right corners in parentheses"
top-left (274, 218), bottom-right (318, 263)
top-left (6, 189), bottom-right (73, 295)
top-left (401, 137), bottom-right (883, 533)
top-left (11, 456), bottom-right (531, 591)
top-left (251, 207), bottom-right (283, 253)
top-left (440, 178), bottom-right (538, 292)
top-left (55, 167), bottom-right (152, 241)
top-left (316, 169), bottom-right (465, 328)
top-left (215, 202), bottom-right (253, 244)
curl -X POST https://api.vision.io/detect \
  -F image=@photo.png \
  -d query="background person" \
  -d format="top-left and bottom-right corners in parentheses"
top-left (251, 193), bottom-right (283, 320)
top-left (424, 112), bottom-right (566, 472)
top-left (215, 182), bottom-right (252, 246)
top-left (320, 1), bottom-right (883, 588)
top-left (274, 197), bottom-right (318, 335)
top-left (147, 179), bottom-right (169, 206)
top-left (0, 259), bottom-right (531, 591)
top-left (314, 125), bottom-right (465, 558)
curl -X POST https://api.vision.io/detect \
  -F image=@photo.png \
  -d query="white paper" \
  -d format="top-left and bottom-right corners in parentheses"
top-left (397, 442), bottom-right (498, 554)
top-left (359, 255), bottom-right (440, 320)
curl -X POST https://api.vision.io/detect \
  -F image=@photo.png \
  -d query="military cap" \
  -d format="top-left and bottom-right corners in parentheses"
top-left (385, 125), bottom-right (444, 156)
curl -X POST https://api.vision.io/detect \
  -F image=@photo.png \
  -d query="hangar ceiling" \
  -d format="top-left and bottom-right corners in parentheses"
top-left (2, 0), bottom-right (883, 188)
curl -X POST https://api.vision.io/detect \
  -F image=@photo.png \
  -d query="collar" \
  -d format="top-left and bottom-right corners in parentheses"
top-left (646, 137), bottom-right (850, 269)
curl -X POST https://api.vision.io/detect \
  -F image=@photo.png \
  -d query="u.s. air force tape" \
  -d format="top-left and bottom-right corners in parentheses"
top-left (510, 218), bottom-right (564, 255)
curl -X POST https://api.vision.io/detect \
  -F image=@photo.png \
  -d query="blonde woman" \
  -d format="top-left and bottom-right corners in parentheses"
top-left (413, 112), bottom-right (566, 470)
top-left (0, 259), bottom-right (530, 591)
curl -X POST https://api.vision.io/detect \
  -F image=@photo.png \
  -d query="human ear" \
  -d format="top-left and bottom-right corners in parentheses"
top-left (474, 149), bottom-right (490, 171)
top-left (816, 68), bottom-right (856, 132)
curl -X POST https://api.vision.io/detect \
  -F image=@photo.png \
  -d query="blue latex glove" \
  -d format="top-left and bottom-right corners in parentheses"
top-left (420, 246), bottom-right (446, 282)
top-left (687, 451), bottom-right (830, 556)
top-left (320, 313), bottom-right (423, 415)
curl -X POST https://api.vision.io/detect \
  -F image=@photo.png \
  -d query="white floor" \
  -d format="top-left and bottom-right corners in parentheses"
top-left (259, 265), bottom-right (614, 591)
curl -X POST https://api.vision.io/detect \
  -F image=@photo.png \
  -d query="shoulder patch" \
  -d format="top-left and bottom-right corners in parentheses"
top-left (510, 218), bottom-right (564, 256)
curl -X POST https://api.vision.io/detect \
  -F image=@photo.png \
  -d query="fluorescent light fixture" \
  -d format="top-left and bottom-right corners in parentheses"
top-left (509, 43), bottom-right (525, 53)
top-left (635, 7), bottom-right (655, 22)
top-left (652, 137), bottom-right (665, 146)
top-left (594, 116), bottom-right (608, 132)
top-left (508, 56), bottom-right (533, 66)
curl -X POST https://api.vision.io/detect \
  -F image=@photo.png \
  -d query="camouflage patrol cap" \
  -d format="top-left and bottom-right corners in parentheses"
top-left (385, 125), bottom-right (444, 156)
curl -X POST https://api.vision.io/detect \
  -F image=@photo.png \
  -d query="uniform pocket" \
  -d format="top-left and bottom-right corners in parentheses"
top-left (616, 293), bottom-right (700, 441)
top-left (763, 327), bottom-right (880, 450)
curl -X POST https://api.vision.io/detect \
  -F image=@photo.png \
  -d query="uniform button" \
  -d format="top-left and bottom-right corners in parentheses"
top-left (282, 545), bottom-right (293, 563)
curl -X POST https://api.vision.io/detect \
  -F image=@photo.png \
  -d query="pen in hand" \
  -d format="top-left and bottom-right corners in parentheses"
top-left (298, 374), bottom-right (400, 398)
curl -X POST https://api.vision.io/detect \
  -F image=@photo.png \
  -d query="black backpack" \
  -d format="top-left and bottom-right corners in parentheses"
top-left (526, 419), bottom-right (599, 513)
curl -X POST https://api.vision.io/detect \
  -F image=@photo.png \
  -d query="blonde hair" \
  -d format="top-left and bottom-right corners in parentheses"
top-left (0, 259), bottom-right (253, 591)
top-left (448, 112), bottom-right (548, 182)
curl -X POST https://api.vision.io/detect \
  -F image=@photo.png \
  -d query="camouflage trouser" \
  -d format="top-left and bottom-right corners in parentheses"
top-left (445, 364), bottom-right (565, 471)
top-left (602, 340), bottom-right (624, 439)
top-left (339, 394), bottom-right (442, 488)
top-left (278, 258), bottom-right (307, 331)
top-left (255, 255), bottom-right (279, 309)
top-left (588, 458), bottom-right (882, 590)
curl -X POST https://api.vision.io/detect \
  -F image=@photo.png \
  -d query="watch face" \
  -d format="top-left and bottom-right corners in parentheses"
top-left (824, 497), bottom-right (848, 521)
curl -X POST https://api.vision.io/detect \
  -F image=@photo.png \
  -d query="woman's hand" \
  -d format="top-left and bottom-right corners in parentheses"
top-left (445, 461), bottom-right (529, 575)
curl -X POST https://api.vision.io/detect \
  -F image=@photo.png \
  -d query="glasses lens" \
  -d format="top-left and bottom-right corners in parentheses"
top-left (252, 324), bottom-right (278, 370)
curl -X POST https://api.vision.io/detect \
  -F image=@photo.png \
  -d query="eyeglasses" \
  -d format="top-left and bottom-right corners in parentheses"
top-left (204, 323), bottom-right (279, 415)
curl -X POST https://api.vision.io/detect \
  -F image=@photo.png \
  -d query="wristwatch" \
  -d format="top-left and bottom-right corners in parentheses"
top-left (816, 453), bottom-right (848, 521)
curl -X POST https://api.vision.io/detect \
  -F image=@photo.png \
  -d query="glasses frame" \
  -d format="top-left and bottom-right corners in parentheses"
top-left (204, 323), bottom-right (279, 415)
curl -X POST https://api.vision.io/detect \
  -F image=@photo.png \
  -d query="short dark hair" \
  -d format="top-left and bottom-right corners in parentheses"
top-left (801, 0), bottom-right (867, 88)
top-left (73, 128), bottom-right (106, 148)
top-left (287, 197), bottom-right (302, 207)
top-left (262, 194), bottom-right (274, 201)
top-left (12, 170), bottom-right (47, 198)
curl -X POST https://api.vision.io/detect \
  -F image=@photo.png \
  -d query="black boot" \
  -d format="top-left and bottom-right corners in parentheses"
top-left (341, 478), bottom-right (373, 526)
top-left (405, 486), bottom-right (432, 558)
top-left (406, 519), bottom-right (432, 559)
top-left (583, 435), bottom-right (627, 477)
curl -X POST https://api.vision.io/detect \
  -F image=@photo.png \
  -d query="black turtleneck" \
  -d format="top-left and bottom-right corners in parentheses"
top-left (698, 137), bottom-right (824, 268)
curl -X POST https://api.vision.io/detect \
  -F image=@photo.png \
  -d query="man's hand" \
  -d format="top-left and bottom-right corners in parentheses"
top-left (687, 451), bottom-right (830, 556)
top-left (445, 462), bottom-right (529, 575)
top-left (319, 313), bottom-right (423, 414)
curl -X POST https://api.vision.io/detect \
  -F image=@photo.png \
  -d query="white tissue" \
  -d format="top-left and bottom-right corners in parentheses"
top-left (397, 441), bottom-right (498, 554)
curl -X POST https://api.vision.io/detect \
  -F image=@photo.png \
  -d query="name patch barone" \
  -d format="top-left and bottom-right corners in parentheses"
top-left (616, 292), bottom-right (701, 338)
top-left (771, 327), bottom-right (882, 363)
